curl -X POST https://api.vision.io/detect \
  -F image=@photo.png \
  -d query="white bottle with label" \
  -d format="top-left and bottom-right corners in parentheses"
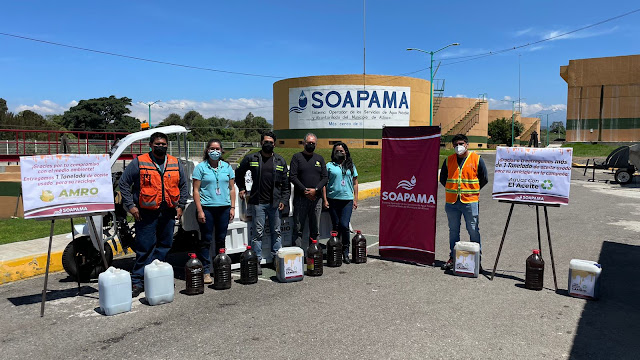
top-left (568, 259), bottom-right (601, 300)
top-left (454, 242), bottom-right (480, 278)
top-left (144, 259), bottom-right (175, 305)
top-left (99, 267), bottom-right (132, 316)
top-left (275, 247), bottom-right (304, 283)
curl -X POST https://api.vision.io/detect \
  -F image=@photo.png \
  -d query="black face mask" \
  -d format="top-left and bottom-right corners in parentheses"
top-left (304, 143), bottom-right (316, 153)
top-left (262, 143), bottom-right (274, 154)
top-left (153, 146), bottom-right (167, 157)
top-left (335, 152), bottom-right (346, 162)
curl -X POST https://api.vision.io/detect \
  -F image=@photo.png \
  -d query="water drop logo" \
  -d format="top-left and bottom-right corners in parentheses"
top-left (396, 176), bottom-right (417, 190)
top-left (289, 91), bottom-right (307, 113)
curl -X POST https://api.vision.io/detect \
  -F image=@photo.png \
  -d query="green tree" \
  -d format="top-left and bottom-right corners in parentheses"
top-left (61, 96), bottom-right (134, 133)
top-left (158, 113), bottom-right (184, 127)
top-left (0, 98), bottom-right (7, 115)
top-left (183, 110), bottom-right (204, 127)
top-left (550, 121), bottom-right (566, 138)
top-left (488, 117), bottom-right (525, 146)
top-left (232, 112), bottom-right (272, 142)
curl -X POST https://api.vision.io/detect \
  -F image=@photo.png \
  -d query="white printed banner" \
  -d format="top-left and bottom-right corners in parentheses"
top-left (20, 154), bottom-right (115, 219)
top-left (288, 85), bottom-right (410, 129)
top-left (492, 147), bottom-right (573, 205)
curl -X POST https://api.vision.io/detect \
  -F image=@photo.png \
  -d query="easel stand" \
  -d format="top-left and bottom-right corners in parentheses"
top-left (40, 215), bottom-right (108, 317)
top-left (489, 200), bottom-right (559, 291)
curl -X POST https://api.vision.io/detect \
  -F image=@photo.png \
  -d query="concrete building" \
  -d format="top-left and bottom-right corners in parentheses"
top-left (488, 109), bottom-right (541, 146)
top-left (434, 97), bottom-right (488, 148)
top-left (561, 54), bottom-right (640, 142)
top-left (273, 75), bottom-right (430, 149)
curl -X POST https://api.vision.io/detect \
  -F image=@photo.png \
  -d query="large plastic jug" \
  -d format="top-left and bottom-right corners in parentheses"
top-left (98, 267), bottom-right (132, 316)
top-left (525, 249), bottom-right (544, 291)
top-left (568, 259), bottom-right (602, 300)
top-left (275, 247), bottom-right (304, 283)
top-left (144, 259), bottom-right (175, 305)
top-left (240, 245), bottom-right (259, 285)
top-left (351, 230), bottom-right (367, 264)
top-left (306, 239), bottom-right (323, 276)
top-left (185, 253), bottom-right (204, 295)
top-left (327, 231), bottom-right (342, 267)
top-left (453, 241), bottom-right (480, 278)
top-left (213, 248), bottom-right (232, 290)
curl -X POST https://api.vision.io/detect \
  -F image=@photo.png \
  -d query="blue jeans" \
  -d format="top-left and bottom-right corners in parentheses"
top-left (327, 198), bottom-right (353, 251)
top-left (445, 200), bottom-right (480, 258)
top-left (132, 208), bottom-right (176, 286)
top-left (197, 206), bottom-right (231, 274)
top-left (252, 203), bottom-right (282, 262)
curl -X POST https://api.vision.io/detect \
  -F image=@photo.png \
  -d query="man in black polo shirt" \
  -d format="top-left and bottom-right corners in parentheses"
top-left (289, 133), bottom-right (328, 248)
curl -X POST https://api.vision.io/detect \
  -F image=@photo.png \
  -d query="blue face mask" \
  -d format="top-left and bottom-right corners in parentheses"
top-left (208, 150), bottom-right (221, 160)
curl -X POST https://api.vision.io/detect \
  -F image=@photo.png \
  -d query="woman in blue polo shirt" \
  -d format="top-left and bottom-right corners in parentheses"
top-left (323, 141), bottom-right (358, 263)
top-left (192, 139), bottom-right (235, 284)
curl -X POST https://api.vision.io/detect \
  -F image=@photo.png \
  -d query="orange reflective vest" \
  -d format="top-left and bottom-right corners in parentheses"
top-left (445, 152), bottom-right (481, 204)
top-left (138, 153), bottom-right (181, 210)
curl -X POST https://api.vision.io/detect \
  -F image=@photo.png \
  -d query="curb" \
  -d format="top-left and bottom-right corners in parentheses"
top-left (0, 186), bottom-right (381, 285)
top-left (0, 241), bottom-right (129, 285)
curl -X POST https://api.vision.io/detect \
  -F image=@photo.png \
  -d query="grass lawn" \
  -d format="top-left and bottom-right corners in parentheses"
top-left (0, 218), bottom-right (85, 245)
top-left (563, 143), bottom-right (619, 158)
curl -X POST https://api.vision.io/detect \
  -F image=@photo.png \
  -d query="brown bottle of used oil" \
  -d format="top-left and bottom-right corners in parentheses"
top-left (185, 253), bottom-right (204, 295)
top-left (525, 249), bottom-right (544, 291)
top-left (327, 231), bottom-right (342, 267)
top-left (213, 248), bottom-right (232, 290)
top-left (351, 230), bottom-right (367, 264)
top-left (306, 239), bottom-right (323, 276)
top-left (240, 245), bottom-right (258, 284)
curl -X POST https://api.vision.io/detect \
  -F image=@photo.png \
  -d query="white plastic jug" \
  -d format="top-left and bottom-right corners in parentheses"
top-left (144, 259), bottom-right (175, 306)
top-left (99, 267), bottom-right (132, 316)
top-left (275, 247), bottom-right (304, 283)
top-left (568, 259), bottom-right (602, 300)
top-left (454, 242), bottom-right (480, 278)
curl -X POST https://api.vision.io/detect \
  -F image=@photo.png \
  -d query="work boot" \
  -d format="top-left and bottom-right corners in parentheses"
top-left (342, 248), bottom-right (351, 264)
top-left (257, 263), bottom-right (263, 276)
top-left (203, 273), bottom-right (213, 284)
top-left (131, 284), bottom-right (143, 298)
top-left (441, 257), bottom-right (454, 271)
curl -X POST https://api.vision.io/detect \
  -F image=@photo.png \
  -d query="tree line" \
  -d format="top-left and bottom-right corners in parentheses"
top-left (0, 96), bottom-right (272, 142)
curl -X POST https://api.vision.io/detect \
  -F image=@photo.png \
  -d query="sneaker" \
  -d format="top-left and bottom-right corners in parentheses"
top-left (132, 284), bottom-right (143, 298)
top-left (441, 257), bottom-right (454, 271)
top-left (257, 264), bottom-right (263, 276)
top-left (203, 273), bottom-right (213, 284)
top-left (342, 250), bottom-right (351, 264)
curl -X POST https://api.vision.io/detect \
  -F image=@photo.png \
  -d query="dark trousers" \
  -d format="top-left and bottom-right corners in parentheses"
top-left (327, 198), bottom-right (353, 252)
top-left (197, 206), bottom-right (231, 274)
top-left (132, 208), bottom-right (176, 286)
top-left (293, 195), bottom-right (322, 245)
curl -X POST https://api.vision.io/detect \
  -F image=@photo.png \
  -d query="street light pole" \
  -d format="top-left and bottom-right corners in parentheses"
top-left (139, 100), bottom-right (161, 128)
top-left (407, 43), bottom-right (460, 126)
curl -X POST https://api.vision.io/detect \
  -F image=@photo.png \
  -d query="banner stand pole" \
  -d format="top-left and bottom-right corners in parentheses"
top-left (88, 216), bottom-right (109, 269)
top-left (40, 219), bottom-right (55, 317)
top-left (535, 206), bottom-right (542, 255)
top-left (69, 218), bottom-right (82, 294)
top-left (490, 201), bottom-right (559, 291)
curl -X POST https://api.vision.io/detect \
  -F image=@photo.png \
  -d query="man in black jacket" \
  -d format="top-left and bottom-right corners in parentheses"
top-left (289, 133), bottom-right (328, 249)
top-left (235, 131), bottom-right (290, 274)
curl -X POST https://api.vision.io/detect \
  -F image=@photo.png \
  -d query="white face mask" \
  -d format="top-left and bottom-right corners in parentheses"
top-left (455, 145), bottom-right (466, 155)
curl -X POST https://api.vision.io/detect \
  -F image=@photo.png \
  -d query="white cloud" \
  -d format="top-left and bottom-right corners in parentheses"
top-left (454, 94), bottom-right (466, 98)
top-left (131, 98), bottom-right (273, 125)
top-left (438, 48), bottom-right (490, 59)
top-left (514, 28), bottom-right (533, 37)
top-left (13, 98), bottom-right (273, 125)
top-left (543, 26), bottom-right (619, 41)
top-left (15, 100), bottom-right (78, 115)
top-left (487, 97), bottom-right (566, 116)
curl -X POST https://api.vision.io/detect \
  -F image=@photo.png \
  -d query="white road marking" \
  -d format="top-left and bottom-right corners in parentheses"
top-left (367, 241), bottom-right (379, 249)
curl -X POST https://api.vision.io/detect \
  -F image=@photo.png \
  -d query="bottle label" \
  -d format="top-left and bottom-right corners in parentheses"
top-left (454, 250), bottom-right (476, 274)
top-left (569, 269), bottom-right (596, 298)
top-left (307, 258), bottom-right (314, 271)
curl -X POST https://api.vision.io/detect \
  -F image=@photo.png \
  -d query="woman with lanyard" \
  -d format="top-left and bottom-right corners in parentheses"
top-left (192, 139), bottom-right (235, 284)
top-left (322, 141), bottom-right (358, 264)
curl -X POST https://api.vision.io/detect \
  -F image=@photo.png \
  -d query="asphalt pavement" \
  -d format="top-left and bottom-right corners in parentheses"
top-left (1, 153), bottom-right (639, 360)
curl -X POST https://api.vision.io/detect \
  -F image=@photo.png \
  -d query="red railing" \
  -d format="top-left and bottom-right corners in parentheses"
top-left (0, 129), bottom-right (137, 162)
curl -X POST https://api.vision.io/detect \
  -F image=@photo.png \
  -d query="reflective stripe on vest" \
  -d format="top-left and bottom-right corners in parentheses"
top-left (445, 152), bottom-right (480, 204)
top-left (138, 153), bottom-right (181, 210)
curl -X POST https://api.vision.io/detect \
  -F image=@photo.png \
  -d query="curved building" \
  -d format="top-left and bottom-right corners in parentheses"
top-left (273, 75), bottom-right (430, 148)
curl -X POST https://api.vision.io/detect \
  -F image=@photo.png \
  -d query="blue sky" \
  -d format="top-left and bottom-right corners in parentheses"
top-left (1, 1), bottom-right (639, 125)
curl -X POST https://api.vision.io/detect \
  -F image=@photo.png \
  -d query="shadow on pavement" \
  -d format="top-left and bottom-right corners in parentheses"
top-left (569, 241), bottom-right (640, 359)
top-left (7, 286), bottom-right (98, 306)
